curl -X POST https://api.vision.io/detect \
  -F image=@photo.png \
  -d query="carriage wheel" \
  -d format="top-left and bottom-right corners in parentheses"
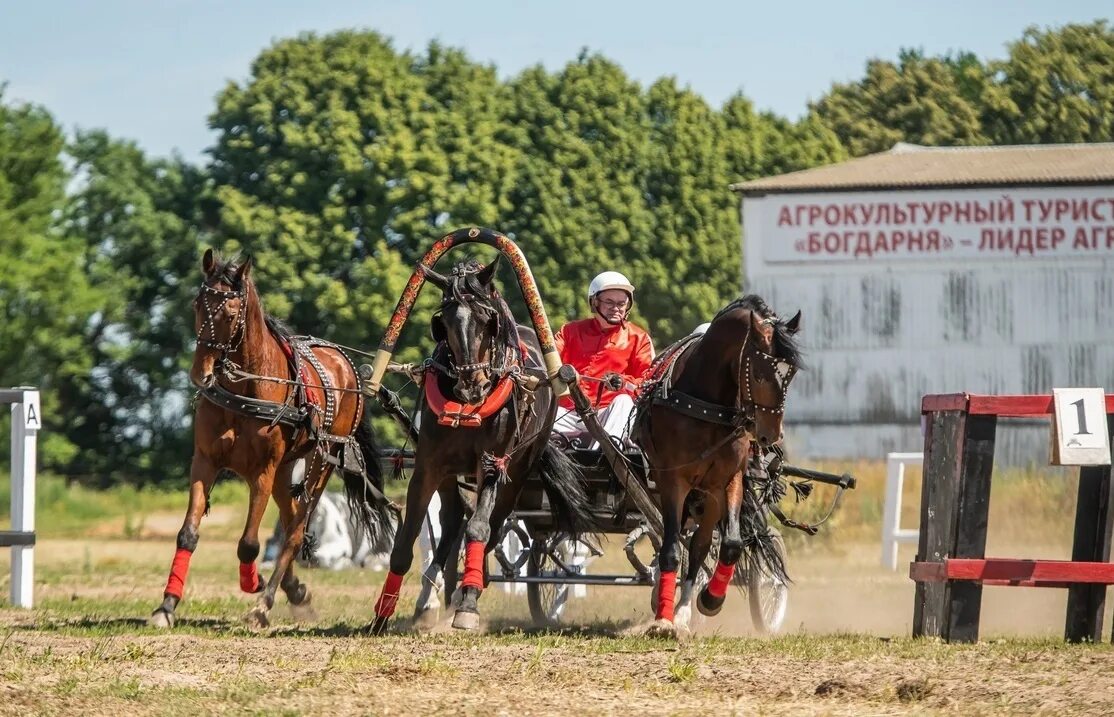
top-left (747, 527), bottom-right (788, 634)
top-left (526, 537), bottom-right (570, 629)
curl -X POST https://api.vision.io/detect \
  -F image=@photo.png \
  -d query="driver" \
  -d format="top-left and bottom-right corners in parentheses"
top-left (553, 271), bottom-right (655, 446)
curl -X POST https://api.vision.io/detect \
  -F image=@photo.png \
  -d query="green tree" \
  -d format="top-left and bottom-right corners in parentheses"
top-left (63, 131), bottom-right (208, 484)
top-left (811, 50), bottom-right (989, 156)
top-left (984, 21), bottom-right (1114, 144)
top-left (0, 91), bottom-right (107, 470)
top-left (208, 33), bottom-right (512, 353)
top-left (722, 95), bottom-right (846, 180)
top-left (635, 78), bottom-right (737, 339)
top-left (501, 54), bottom-right (655, 332)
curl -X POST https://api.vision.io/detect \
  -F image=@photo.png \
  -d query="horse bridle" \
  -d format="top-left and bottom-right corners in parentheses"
top-left (434, 267), bottom-right (515, 380)
top-left (196, 281), bottom-right (248, 359)
top-left (735, 317), bottom-right (798, 425)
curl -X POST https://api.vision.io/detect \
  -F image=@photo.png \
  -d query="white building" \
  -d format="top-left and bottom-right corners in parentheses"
top-left (732, 143), bottom-right (1114, 464)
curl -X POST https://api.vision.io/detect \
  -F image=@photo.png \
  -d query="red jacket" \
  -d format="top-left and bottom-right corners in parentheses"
top-left (555, 318), bottom-right (655, 409)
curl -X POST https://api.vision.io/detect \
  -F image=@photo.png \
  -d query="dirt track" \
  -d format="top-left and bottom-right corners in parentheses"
top-left (3, 624), bottom-right (1114, 716)
top-left (3, 534), bottom-right (1114, 715)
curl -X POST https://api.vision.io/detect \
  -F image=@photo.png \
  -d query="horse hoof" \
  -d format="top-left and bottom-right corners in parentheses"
top-left (644, 618), bottom-right (678, 639)
top-left (148, 609), bottom-right (175, 629)
top-left (243, 606), bottom-right (270, 630)
top-left (412, 607), bottom-right (440, 633)
top-left (451, 609), bottom-right (480, 631)
top-left (697, 589), bottom-right (725, 617)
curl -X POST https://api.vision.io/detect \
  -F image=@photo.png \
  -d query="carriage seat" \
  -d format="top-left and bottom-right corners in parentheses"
top-left (552, 429), bottom-right (593, 451)
top-left (551, 429), bottom-right (641, 456)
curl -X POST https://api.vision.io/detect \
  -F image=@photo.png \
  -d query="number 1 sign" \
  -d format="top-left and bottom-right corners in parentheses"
top-left (1051, 388), bottom-right (1111, 466)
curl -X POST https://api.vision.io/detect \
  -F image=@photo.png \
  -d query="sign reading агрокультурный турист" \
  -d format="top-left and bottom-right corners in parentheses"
top-left (757, 187), bottom-right (1114, 263)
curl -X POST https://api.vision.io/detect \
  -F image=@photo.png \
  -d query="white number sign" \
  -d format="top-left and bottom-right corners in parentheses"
top-left (1051, 388), bottom-right (1110, 466)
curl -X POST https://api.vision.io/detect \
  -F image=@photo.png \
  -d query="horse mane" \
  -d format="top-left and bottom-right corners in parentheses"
top-left (714, 294), bottom-right (804, 368)
top-left (446, 258), bottom-right (522, 355)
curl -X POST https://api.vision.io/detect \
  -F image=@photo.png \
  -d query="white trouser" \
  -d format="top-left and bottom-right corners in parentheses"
top-left (553, 393), bottom-right (635, 450)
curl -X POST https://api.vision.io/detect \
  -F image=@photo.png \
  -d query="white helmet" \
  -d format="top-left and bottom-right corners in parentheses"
top-left (588, 271), bottom-right (635, 300)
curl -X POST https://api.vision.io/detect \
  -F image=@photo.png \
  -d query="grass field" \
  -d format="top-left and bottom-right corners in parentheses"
top-left (1, 462), bottom-right (1113, 715)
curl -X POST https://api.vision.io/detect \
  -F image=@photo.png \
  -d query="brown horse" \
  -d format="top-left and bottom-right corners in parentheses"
top-left (634, 295), bottom-right (801, 635)
top-left (149, 249), bottom-right (394, 629)
top-left (370, 257), bottom-right (594, 633)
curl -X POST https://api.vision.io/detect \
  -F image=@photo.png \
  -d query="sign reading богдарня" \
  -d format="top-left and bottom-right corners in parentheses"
top-left (757, 187), bottom-right (1114, 263)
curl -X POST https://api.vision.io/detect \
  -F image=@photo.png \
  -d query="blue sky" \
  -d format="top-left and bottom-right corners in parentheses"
top-left (1, 1), bottom-right (1108, 161)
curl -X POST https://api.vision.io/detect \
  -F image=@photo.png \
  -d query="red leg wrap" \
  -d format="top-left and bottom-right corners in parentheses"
top-left (707, 561), bottom-right (736, 599)
top-left (656, 570), bottom-right (678, 621)
top-left (239, 562), bottom-right (262, 593)
top-left (374, 571), bottom-right (405, 618)
top-left (164, 548), bottom-right (193, 599)
top-left (461, 541), bottom-right (486, 591)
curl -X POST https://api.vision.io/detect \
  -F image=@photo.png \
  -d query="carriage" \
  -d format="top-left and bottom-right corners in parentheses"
top-left (161, 228), bottom-right (851, 632)
top-left (365, 227), bottom-right (856, 633)
top-left (382, 440), bottom-right (855, 633)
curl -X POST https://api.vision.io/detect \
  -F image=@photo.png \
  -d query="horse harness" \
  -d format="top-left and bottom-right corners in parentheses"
top-left (422, 340), bottom-right (538, 431)
top-left (639, 319), bottom-right (796, 433)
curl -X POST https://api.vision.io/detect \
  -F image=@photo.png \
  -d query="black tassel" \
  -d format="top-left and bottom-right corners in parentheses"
top-left (791, 480), bottom-right (813, 502)
top-left (299, 532), bottom-right (318, 562)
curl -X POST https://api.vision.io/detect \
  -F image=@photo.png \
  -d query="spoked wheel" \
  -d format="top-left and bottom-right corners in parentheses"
top-left (526, 536), bottom-right (569, 629)
top-left (747, 526), bottom-right (788, 634)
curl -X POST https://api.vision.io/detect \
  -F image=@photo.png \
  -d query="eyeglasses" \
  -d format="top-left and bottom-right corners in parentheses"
top-left (598, 299), bottom-right (630, 309)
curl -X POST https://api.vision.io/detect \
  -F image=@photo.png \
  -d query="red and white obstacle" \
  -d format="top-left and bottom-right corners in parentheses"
top-left (911, 390), bottom-right (1114, 643)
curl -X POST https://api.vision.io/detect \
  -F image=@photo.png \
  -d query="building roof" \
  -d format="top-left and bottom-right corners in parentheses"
top-left (730, 143), bottom-right (1114, 195)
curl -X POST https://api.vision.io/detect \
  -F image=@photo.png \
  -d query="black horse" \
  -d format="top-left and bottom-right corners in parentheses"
top-left (371, 257), bottom-right (593, 632)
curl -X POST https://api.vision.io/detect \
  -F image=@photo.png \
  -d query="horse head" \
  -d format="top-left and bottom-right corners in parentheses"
top-left (423, 256), bottom-right (519, 405)
top-left (189, 248), bottom-right (253, 389)
top-left (708, 296), bottom-right (803, 447)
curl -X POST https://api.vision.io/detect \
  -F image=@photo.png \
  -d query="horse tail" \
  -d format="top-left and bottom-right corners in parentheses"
top-left (734, 488), bottom-right (790, 587)
top-left (340, 417), bottom-right (399, 553)
top-left (536, 440), bottom-right (599, 540)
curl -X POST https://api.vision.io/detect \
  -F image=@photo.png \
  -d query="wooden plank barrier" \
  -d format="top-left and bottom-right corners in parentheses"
top-left (911, 393), bottom-right (1114, 643)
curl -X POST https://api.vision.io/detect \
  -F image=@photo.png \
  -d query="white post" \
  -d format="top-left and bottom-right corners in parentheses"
top-left (10, 389), bottom-right (39, 608)
top-left (881, 451), bottom-right (923, 571)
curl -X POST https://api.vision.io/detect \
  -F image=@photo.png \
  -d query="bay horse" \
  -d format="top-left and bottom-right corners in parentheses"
top-left (370, 257), bottom-right (594, 633)
top-left (634, 295), bottom-right (802, 635)
top-left (150, 248), bottom-right (395, 629)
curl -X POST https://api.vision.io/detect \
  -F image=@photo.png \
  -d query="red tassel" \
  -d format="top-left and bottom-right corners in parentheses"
top-left (374, 571), bottom-right (405, 618)
top-left (164, 548), bottom-right (193, 599)
top-left (461, 541), bottom-right (486, 591)
top-left (656, 570), bottom-right (678, 621)
top-left (239, 562), bottom-right (262, 593)
top-left (707, 561), bottom-right (736, 599)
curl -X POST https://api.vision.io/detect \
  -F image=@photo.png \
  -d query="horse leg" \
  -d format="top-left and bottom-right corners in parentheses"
top-left (239, 464), bottom-right (282, 629)
top-left (699, 470), bottom-right (745, 617)
top-left (149, 453), bottom-right (218, 628)
top-left (413, 483), bottom-right (464, 630)
top-left (648, 473), bottom-right (688, 636)
top-left (676, 494), bottom-right (723, 632)
top-left (272, 464), bottom-right (316, 622)
top-left (452, 469), bottom-right (502, 631)
top-left (370, 462), bottom-right (441, 635)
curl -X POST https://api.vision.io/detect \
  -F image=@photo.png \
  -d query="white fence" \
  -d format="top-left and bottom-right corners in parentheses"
top-left (881, 451), bottom-right (922, 571)
top-left (2, 388), bottom-right (39, 608)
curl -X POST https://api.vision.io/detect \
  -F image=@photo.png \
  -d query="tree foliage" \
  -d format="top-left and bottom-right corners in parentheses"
top-left (1, 20), bottom-right (1110, 484)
